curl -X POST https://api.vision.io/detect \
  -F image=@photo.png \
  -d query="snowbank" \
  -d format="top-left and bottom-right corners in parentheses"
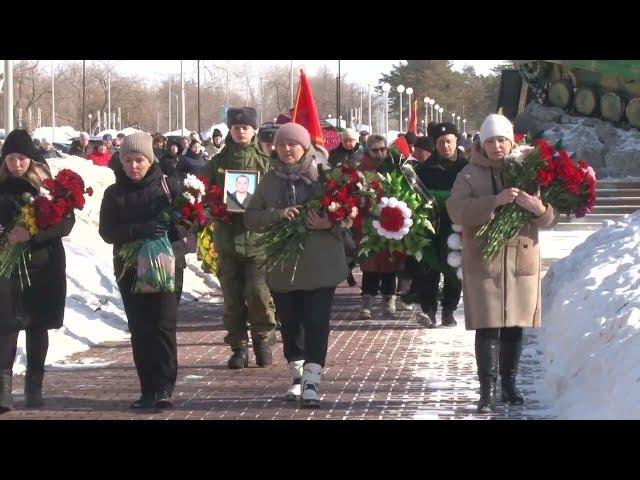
top-left (32, 126), bottom-right (80, 144)
top-left (539, 211), bottom-right (640, 419)
top-left (12, 156), bottom-right (220, 372)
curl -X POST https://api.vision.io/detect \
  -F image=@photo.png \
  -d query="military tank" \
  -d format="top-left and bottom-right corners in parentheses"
top-left (518, 60), bottom-right (640, 129)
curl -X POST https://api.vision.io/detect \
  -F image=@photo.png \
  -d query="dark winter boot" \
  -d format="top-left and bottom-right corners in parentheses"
top-left (130, 392), bottom-right (156, 409)
top-left (0, 370), bottom-right (12, 414)
top-left (154, 390), bottom-right (174, 409)
top-left (441, 309), bottom-right (457, 327)
top-left (500, 338), bottom-right (525, 405)
top-left (417, 309), bottom-right (437, 328)
top-left (24, 369), bottom-right (44, 408)
top-left (475, 336), bottom-right (499, 414)
top-left (253, 340), bottom-right (273, 367)
top-left (227, 347), bottom-right (249, 369)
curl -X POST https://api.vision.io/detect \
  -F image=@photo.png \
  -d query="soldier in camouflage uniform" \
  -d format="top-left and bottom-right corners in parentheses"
top-left (203, 107), bottom-right (276, 369)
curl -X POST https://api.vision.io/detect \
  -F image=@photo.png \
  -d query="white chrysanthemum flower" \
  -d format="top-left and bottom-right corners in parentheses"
top-left (457, 267), bottom-right (463, 280)
top-left (380, 197), bottom-right (389, 206)
top-left (447, 251), bottom-right (462, 268)
top-left (350, 207), bottom-right (358, 218)
top-left (451, 224), bottom-right (463, 233)
top-left (447, 233), bottom-right (462, 250)
top-left (387, 197), bottom-right (398, 208)
top-left (328, 202), bottom-right (339, 213)
top-left (183, 192), bottom-right (196, 205)
top-left (184, 174), bottom-right (206, 196)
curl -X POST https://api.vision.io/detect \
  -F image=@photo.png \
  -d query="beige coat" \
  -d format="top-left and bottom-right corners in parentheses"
top-left (446, 146), bottom-right (559, 330)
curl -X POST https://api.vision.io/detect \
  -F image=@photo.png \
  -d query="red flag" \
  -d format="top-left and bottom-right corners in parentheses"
top-left (292, 69), bottom-right (325, 146)
top-left (407, 99), bottom-right (418, 135)
top-left (391, 135), bottom-right (411, 158)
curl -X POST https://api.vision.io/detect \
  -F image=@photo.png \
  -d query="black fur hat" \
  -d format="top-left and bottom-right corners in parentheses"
top-left (226, 107), bottom-right (258, 129)
top-left (432, 122), bottom-right (459, 141)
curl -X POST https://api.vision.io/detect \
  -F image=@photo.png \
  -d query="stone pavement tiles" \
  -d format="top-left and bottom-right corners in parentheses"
top-left (0, 273), bottom-right (555, 420)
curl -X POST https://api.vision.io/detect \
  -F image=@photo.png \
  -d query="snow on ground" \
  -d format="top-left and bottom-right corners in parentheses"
top-left (12, 156), bottom-right (220, 373)
top-left (538, 212), bottom-right (640, 419)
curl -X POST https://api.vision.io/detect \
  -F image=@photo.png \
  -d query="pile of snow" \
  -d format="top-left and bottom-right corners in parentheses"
top-left (164, 128), bottom-right (194, 137)
top-left (32, 126), bottom-right (80, 144)
top-left (539, 211), bottom-right (640, 418)
top-left (13, 156), bottom-right (220, 373)
top-left (95, 127), bottom-right (142, 138)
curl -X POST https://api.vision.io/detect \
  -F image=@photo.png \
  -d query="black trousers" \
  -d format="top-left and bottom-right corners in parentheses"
top-left (175, 266), bottom-right (184, 304)
top-left (118, 269), bottom-right (178, 396)
top-left (271, 288), bottom-right (335, 368)
top-left (412, 267), bottom-right (461, 313)
top-left (0, 329), bottom-right (49, 372)
top-left (361, 272), bottom-right (397, 296)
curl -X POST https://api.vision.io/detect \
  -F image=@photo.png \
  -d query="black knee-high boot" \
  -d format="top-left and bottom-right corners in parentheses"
top-left (475, 332), bottom-right (499, 413)
top-left (25, 329), bottom-right (48, 408)
top-left (500, 336), bottom-right (525, 405)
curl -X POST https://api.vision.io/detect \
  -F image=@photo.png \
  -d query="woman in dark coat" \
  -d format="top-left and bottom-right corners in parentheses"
top-left (159, 140), bottom-right (182, 178)
top-left (0, 129), bottom-right (75, 414)
top-left (99, 132), bottom-right (186, 410)
top-left (176, 139), bottom-right (207, 178)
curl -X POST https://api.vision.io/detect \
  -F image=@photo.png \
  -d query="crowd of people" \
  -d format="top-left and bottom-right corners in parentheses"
top-left (0, 105), bottom-right (557, 415)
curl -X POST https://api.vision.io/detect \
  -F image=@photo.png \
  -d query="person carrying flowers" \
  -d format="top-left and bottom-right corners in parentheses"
top-left (446, 114), bottom-right (559, 413)
top-left (245, 123), bottom-right (349, 409)
top-left (413, 122), bottom-right (468, 328)
top-left (99, 132), bottom-right (187, 410)
top-left (355, 134), bottom-right (406, 319)
top-left (0, 130), bottom-right (76, 414)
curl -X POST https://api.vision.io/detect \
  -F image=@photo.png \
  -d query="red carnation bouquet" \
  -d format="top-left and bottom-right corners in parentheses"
top-left (477, 139), bottom-right (597, 261)
top-left (254, 164), bottom-right (365, 276)
top-left (0, 169), bottom-right (93, 288)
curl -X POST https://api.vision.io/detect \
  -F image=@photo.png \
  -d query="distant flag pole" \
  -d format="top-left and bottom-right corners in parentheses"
top-left (292, 69), bottom-right (325, 146)
top-left (407, 99), bottom-right (418, 135)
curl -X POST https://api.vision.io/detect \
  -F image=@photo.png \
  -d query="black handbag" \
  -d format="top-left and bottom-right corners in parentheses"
top-left (0, 276), bottom-right (29, 333)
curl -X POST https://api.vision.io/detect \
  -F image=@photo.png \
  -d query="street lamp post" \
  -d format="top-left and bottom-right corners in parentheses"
top-left (51, 61), bottom-right (55, 141)
top-left (439, 107), bottom-right (444, 123)
top-left (405, 87), bottom-right (413, 131)
top-left (463, 118), bottom-right (467, 135)
top-left (107, 60), bottom-right (111, 129)
top-left (368, 84), bottom-right (372, 135)
top-left (429, 98), bottom-right (435, 123)
top-left (382, 83), bottom-right (391, 138)
top-left (396, 84), bottom-right (405, 132)
top-left (451, 112), bottom-right (456, 125)
top-left (456, 115), bottom-right (461, 131)
top-left (88, 113), bottom-right (92, 135)
top-left (424, 97), bottom-right (430, 125)
top-left (180, 60), bottom-right (185, 133)
top-left (434, 104), bottom-right (439, 124)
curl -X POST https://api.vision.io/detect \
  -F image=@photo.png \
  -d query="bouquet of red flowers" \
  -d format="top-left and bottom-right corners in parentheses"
top-left (477, 139), bottom-right (597, 261)
top-left (255, 164), bottom-right (365, 276)
top-left (0, 169), bottom-right (93, 288)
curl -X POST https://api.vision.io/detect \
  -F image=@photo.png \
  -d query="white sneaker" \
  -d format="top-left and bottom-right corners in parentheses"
top-left (301, 363), bottom-right (322, 408)
top-left (285, 360), bottom-right (304, 401)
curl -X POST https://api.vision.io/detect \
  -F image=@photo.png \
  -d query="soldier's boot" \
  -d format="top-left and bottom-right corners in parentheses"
top-left (476, 336), bottom-right (499, 414)
top-left (359, 295), bottom-right (373, 320)
top-left (441, 309), bottom-right (457, 327)
top-left (285, 360), bottom-right (304, 401)
top-left (301, 362), bottom-right (322, 409)
top-left (0, 370), bottom-right (12, 414)
top-left (382, 295), bottom-right (397, 316)
top-left (500, 337), bottom-right (525, 405)
top-left (253, 340), bottom-right (273, 367)
top-left (227, 347), bottom-right (249, 370)
top-left (416, 308), bottom-right (437, 328)
top-left (24, 368), bottom-right (44, 408)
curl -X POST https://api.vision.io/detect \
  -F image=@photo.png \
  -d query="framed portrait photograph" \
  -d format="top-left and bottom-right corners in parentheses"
top-left (223, 170), bottom-right (260, 213)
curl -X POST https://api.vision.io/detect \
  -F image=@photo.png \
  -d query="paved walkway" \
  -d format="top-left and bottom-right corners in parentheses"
top-left (0, 268), bottom-right (557, 420)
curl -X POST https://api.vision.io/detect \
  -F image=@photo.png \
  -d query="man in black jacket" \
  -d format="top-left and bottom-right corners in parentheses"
top-left (68, 132), bottom-right (91, 157)
top-left (413, 122), bottom-right (468, 328)
top-left (328, 128), bottom-right (362, 168)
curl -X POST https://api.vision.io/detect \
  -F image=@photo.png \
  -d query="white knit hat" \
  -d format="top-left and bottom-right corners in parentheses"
top-left (479, 114), bottom-right (514, 145)
top-left (341, 128), bottom-right (359, 142)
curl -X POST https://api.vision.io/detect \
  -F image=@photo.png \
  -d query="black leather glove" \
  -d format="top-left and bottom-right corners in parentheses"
top-left (131, 220), bottom-right (167, 240)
